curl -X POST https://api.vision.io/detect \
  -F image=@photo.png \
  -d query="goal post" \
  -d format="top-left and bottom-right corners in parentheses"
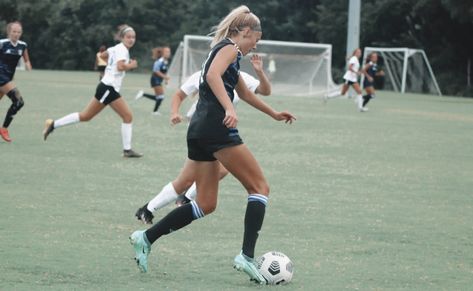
top-left (168, 35), bottom-right (340, 97)
top-left (363, 47), bottom-right (442, 96)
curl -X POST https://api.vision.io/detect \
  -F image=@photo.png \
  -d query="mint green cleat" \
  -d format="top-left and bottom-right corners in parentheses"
top-left (233, 252), bottom-right (267, 284)
top-left (129, 230), bottom-right (151, 273)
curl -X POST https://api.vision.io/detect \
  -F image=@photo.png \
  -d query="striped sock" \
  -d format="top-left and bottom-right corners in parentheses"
top-left (144, 201), bottom-right (204, 245)
top-left (242, 194), bottom-right (268, 258)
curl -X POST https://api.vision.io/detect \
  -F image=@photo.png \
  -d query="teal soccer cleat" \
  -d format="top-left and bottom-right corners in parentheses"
top-left (233, 251), bottom-right (267, 284)
top-left (129, 230), bottom-right (151, 272)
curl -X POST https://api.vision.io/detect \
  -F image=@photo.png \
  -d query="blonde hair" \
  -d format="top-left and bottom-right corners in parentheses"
top-left (114, 24), bottom-right (134, 41)
top-left (6, 21), bottom-right (22, 34)
top-left (209, 5), bottom-right (261, 47)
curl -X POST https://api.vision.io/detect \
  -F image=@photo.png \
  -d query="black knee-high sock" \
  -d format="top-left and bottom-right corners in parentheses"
top-left (242, 195), bottom-right (268, 258)
top-left (143, 93), bottom-right (156, 101)
top-left (362, 94), bottom-right (372, 107)
top-left (3, 90), bottom-right (24, 128)
top-left (153, 99), bottom-right (163, 112)
top-left (145, 202), bottom-right (202, 245)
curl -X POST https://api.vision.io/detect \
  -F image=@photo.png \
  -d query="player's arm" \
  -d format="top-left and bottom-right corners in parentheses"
top-left (236, 77), bottom-right (295, 124)
top-left (361, 63), bottom-right (373, 82)
top-left (170, 89), bottom-right (188, 125)
top-left (117, 59), bottom-right (137, 71)
top-left (206, 45), bottom-right (239, 128)
top-left (250, 54), bottom-right (271, 96)
top-left (23, 48), bottom-right (32, 71)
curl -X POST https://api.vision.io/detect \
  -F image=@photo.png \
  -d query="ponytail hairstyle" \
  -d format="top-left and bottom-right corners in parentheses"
top-left (347, 48), bottom-right (361, 60)
top-left (6, 21), bottom-right (22, 35)
top-left (209, 5), bottom-right (261, 48)
top-left (114, 24), bottom-right (134, 41)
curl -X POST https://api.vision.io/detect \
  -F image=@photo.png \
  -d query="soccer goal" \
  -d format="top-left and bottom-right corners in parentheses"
top-left (363, 47), bottom-right (442, 96)
top-left (168, 35), bottom-right (339, 97)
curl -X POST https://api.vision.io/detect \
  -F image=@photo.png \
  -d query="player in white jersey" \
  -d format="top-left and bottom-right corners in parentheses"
top-left (42, 25), bottom-right (143, 158)
top-left (135, 54), bottom-right (271, 223)
top-left (340, 48), bottom-right (365, 112)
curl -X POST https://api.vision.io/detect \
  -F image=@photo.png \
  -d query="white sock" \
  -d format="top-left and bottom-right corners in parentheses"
top-left (184, 182), bottom-right (197, 200)
top-left (356, 94), bottom-right (363, 109)
top-left (121, 123), bottom-right (132, 151)
top-left (54, 112), bottom-right (80, 129)
top-left (147, 182), bottom-right (179, 212)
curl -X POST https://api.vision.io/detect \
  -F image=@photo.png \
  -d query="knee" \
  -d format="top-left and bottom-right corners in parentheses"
top-left (79, 112), bottom-right (92, 122)
top-left (122, 113), bottom-right (132, 123)
top-left (198, 200), bottom-right (217, 215)
top-left (7, 88), bottom-right (24, 111)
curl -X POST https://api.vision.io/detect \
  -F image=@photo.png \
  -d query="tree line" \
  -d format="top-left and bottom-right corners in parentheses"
top-left (1, 0), bottom-right (472, 96)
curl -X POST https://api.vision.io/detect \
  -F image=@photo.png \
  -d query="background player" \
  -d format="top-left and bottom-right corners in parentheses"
top-left (94, 45), bottom-right (107, 80)
top-left (0, 21), bottom-right (32, 142)
top-left (43, 25), bottom-right (143, 158)
top-left (361, 52), bottom-right (384, 111)
top-left (135, 46), bottom-right (171, 115)
top-left (134, 54), bottom-right (271, 224)
top-left (340, 48), bottom-right (365, 111)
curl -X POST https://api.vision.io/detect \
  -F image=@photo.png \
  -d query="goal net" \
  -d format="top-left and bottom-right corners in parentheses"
top-left (168, 35), bottom-right (339, 97)
top-left (363, 47), bottom-right (441, 96)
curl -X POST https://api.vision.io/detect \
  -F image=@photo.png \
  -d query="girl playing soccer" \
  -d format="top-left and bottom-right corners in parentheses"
top-left (361, 52), bottom-right (384, 111)
top-left (340, 48), bottom-right (365, 111)
top-left (0, 21), bottom-right (32, 142)
top-left (43, 25), bottom-right (143, 158)
top-left (130, 6), bottom-right (295, 284)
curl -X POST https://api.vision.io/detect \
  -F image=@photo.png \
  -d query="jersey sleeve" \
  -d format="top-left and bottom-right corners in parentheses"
top-left (349, 56), bottom-right (358, 66)
top-left (240, 72), bottom-right (260, 93)
top-left (180, 72), bottom-right (200, 96)
top-left (115, 45), bottom-right (129, 62)
top-left (153, 59), bottom-right (163, 72)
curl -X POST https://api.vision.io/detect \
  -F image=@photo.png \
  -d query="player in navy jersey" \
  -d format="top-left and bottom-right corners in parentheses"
top-left (134, 54), bottom-right (271, 223)
top-left (130, 6), bottom-right (295, 284)
top-left (0, 21), bottom-right (32, 142)
top-left (361, 52), bottom-right (384, 111)
top-left (135, 46), bottom-right (171, 115)
top-left (42, 25), bottom-right (143, 158)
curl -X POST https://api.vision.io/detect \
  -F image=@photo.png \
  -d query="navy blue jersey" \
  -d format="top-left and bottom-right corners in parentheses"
top-left (363, 61), bottom-right (378, 88)
top-left (0, 39), bottom-right (27, 78)
top-left (187, 38), bottom-right (241, 139)
top-left (151, 57), bottom-right (169, 84)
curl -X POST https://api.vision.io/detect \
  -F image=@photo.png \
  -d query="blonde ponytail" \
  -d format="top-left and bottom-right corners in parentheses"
top-left (209, 5), bottom-right (261, 47)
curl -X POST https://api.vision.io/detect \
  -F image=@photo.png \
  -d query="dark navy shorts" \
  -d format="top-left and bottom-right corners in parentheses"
top-left (187, 134), bottom-right (243, 161)
top-left (0, 73), bottom-right (13, 87)
top-left (363, 80), bottom-right (374, 89)
top-left (150, 77), bottom-right (163, 87)
top-left (94, 82), bottom-right (121, 105)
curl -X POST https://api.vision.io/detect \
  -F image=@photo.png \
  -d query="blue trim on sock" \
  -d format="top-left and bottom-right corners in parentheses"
top-left (191, 200), bottom-right (204, 219)
top-left (248, 194), bottom-right (268, 206)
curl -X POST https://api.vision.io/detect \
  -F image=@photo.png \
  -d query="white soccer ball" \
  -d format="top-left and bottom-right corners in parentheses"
top-left (256, 251), bottom-right (294, 285)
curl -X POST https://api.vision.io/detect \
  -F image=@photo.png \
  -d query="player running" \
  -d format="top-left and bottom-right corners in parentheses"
top-left (43, 25), bottom-right (143, 158)
top-left (0, 21), bottom-right (32, 142)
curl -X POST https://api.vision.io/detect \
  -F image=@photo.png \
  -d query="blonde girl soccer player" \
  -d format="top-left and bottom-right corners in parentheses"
top-left (130, 6), bottom-right (295, 283)
top-left (0, 21), bottom-right (32, 142)
top-left (135, 46), bottom-right (171, 115)
top-left (43, 25), bottom-right (143, 158)
top-left (134, 54), bottom-right (271, 224)
top-left (340, 48), bottom-right (365, 111)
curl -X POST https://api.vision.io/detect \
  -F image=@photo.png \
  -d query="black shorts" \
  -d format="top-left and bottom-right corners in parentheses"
top-left (363, 80), bottom-right (374, 89)
top-left (344, 80), bottom-right (356, 86)
top-left (94, 82), bottom-right (121, 105)
top-left (150, 77), bottom-right (163, 87)
top-left (187, 135), bottom-right (243, 161)
top-left (97, 65), bottom-right (106, 72)
top-left (0, 73), bottom-right (13, 87)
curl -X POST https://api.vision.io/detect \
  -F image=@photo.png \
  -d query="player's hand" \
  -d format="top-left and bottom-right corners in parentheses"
top-left (273, 111), bottom-right (296, 124)
top-left (129, 59), bottom-right (138, 69)
top-left (170, 113), bottom-right (183, 125)
top-left (367, 76), bottom-right (374, 82)
top-left (223, 108), bottom-right (238, 128)
top-left (250, 54), bottom-right (264, 72)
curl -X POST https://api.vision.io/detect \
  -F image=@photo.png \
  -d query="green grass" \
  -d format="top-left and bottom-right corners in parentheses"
top-left (1, 70), bottom-right (472, 290)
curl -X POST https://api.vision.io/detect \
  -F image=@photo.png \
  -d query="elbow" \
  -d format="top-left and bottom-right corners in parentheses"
top-left (258, 86), bottom-right (271, 96)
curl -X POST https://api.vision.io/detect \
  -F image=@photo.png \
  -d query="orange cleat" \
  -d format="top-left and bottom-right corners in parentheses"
top-left (0, 127), bottom-right (12, 142)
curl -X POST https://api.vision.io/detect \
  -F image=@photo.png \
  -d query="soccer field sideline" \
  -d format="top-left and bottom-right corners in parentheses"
top-left (1, 70), bottom-right (473, 290)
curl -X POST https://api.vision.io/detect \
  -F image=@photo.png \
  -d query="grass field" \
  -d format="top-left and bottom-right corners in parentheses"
top-left (1, 70), bottom-right (473, 290)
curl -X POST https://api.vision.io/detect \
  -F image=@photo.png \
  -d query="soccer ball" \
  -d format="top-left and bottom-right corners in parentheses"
top-left (256, 251), bottom-right (294, 285)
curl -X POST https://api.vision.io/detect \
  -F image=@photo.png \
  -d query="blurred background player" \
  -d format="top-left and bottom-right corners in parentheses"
top-left (0, 21), bottom-right (32, 142)
top-left (361, 52), bottom-right (384, 111)
top-left (135, 46), bottom-right (171, 115)
top-left (43, 25), bottom-right (143, 158)
top-left (129, 6), bottom-right (295, 283)
top-left (134, 54), bottom-right (271, 224)
top-left (94, 45), bottom-right (107, 80)
top-left (340, 48), bottom-right (365, 111)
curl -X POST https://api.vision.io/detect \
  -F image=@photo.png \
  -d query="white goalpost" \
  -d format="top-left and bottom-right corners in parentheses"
top-left (363, 47), bottom-right (442, 96)
top-left (168, 35), bottom-right (340, 97)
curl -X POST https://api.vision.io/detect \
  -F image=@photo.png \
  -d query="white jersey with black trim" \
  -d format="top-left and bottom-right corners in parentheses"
top-left (101, 42), bottom-right (129, 92)
top-left (343, 55), bottom-right (360, 82)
